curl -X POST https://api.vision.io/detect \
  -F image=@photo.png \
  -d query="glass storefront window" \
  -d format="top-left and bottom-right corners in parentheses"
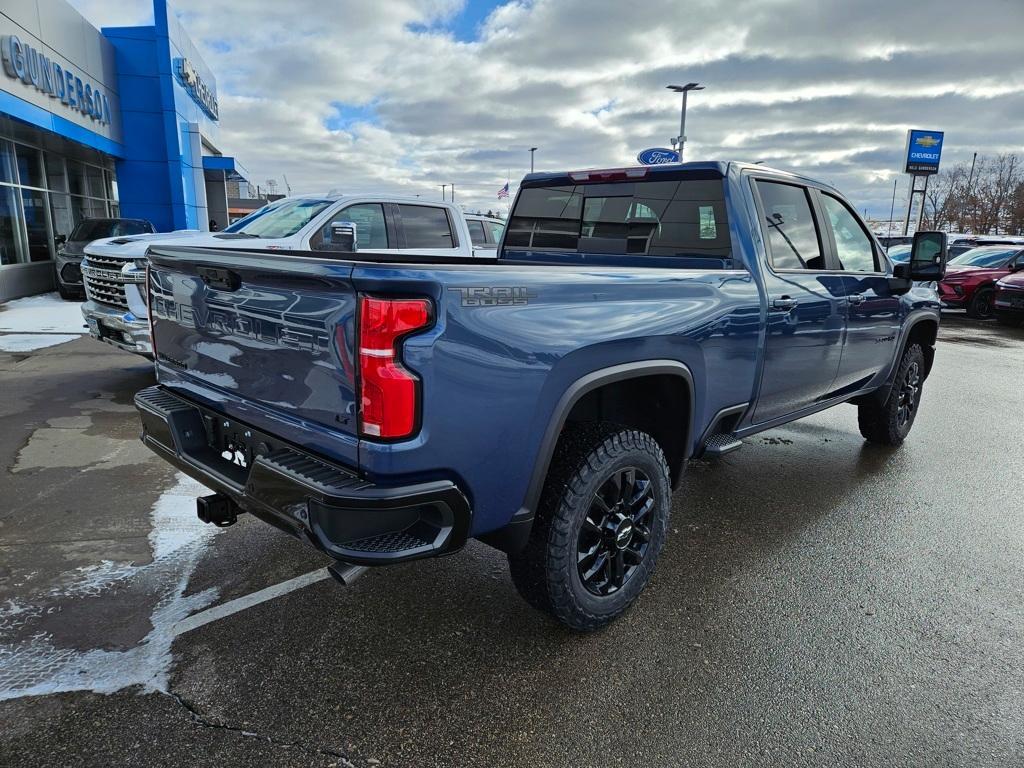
top-left (104, 169), bottom-right (117, 200)
top-left (85, 197), bottom-right (108, 219)
top-left (0, 140), bottom-right (16, 185)
top-left (0, 130), bottom-right (119, 271)
top-left (0, 185), bottom-right (26, 266)
top-left (21, 189), bottom-right (52, 262)
top-left (49, 193), bottom-right (73, 244)
top-left (69, 195), bottom-right (86, 227)
top-left (67, 160), bottom-right (86, 196)
top-left (86, 164), bottom-right (105, 198)
top-left (15, 145), bottom-right (45, 189)
top-left (45, 154), bottom-right (68, 192)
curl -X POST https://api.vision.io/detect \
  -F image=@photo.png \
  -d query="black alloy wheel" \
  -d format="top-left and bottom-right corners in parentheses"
top-left (895, 359), bottom-right (921, 430)
top-left (577, 467), bottom-right (654, 596)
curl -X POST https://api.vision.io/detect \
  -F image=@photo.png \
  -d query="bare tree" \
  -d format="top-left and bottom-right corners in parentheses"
top-left (919, 153), bottom-right (1022, 234)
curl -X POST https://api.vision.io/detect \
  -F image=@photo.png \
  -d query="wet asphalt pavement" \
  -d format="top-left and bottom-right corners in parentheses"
top-left (1, 312), bottom-right (1022, 767)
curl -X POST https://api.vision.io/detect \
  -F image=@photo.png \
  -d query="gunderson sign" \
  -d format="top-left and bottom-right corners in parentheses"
top-left (1, 34), bottom-right (113, 126)
top-left (177, 58), bottom-right (218, 121)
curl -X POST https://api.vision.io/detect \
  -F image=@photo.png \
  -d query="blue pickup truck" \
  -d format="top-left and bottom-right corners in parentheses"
top-left (134, 162), bottom-right (947, 630)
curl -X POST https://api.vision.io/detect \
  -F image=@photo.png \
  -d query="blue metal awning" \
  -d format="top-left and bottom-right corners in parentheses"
top-left (202, 155), bottom-right (249, 182)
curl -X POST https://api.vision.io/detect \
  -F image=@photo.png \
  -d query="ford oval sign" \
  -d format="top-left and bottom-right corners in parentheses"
top-left (637, 148), bottom-right (680, 165)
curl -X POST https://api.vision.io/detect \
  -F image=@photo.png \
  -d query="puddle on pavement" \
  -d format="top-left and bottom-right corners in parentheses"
top-left (11, 395), bottom-right (151, 474)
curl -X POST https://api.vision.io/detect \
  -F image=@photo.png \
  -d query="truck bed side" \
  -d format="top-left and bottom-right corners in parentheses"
top-left (148, 246), bottom-right (762, 536)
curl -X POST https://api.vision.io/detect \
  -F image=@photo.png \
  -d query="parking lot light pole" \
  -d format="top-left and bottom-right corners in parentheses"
top-left (440, 184), bottom-right (447, 201)
top-left (667, 82), bottom-right (704, 162)
top-left (529, 147), bottom-right (537, 173)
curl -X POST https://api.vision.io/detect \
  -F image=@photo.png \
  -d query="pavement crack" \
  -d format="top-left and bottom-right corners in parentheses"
top-left (166, 689), bottom-right (356, 765)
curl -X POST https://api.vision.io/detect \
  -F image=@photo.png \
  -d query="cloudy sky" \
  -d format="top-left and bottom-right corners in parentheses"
top-left (69, 0), bottom-right (1024, 218)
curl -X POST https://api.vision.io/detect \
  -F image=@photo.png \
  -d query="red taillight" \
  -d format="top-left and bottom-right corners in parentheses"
top-left (358, 296), bottom-right (432, 439)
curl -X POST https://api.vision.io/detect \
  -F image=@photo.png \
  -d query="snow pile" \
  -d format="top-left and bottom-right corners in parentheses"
top-left (0, 292), bottom-right (87, 334)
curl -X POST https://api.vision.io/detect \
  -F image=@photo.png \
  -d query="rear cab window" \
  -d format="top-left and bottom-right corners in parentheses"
top-left (503, 169), bottom-right (731, 266)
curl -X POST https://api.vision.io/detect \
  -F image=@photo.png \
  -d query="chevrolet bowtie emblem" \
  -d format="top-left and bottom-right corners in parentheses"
top-left (915, 135), bottom-right (940, 148)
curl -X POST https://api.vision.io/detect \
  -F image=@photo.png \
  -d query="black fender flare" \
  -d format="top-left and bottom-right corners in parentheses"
top-left (851, 310), bottom-right (939, 408)
top-left (479, 360), bottom-right (695, 555)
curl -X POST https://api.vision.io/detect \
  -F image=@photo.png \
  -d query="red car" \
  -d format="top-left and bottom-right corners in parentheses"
top-left (994, 270), bottom-right (1024, 326)
top-left (938, 245), bottom-right (1024, 319)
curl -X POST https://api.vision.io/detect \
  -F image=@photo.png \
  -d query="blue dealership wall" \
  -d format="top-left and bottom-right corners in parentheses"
top-left (103, 0), bottom-right (220, 231)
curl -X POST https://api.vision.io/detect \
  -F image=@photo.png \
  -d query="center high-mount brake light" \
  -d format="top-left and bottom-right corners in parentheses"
top-left (358, 296), bottom-right (432, 439)
top-left (568, 167), bottom-right (649, 182)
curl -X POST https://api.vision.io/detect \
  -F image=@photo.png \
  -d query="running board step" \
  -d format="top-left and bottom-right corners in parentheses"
top-left (703, 433), bottom-right (743, 457)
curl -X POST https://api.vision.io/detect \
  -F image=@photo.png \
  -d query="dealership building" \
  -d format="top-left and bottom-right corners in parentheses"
top-left (0, 0), bottom-right (249, 301)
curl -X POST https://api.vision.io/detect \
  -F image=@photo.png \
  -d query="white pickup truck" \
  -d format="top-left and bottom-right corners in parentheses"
top-left (81, 194), bottom-right (502, 357)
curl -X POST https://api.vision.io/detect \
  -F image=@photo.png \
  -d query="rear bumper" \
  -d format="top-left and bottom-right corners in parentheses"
top-left (134, 385), bottom-right (471, 565)
top-left (82, 300), bottom-right (153, 357)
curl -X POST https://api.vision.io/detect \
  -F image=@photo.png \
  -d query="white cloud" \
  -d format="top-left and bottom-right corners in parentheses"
top-left (68, 0), bottom-right (1024, 215)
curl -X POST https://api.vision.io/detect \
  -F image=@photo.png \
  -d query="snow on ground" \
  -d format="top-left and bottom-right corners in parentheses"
top-left (0, 292), bottom-right (87, 352)
top-left (0, 334), bottom-right (80, 352)
top-left (0, 292), bottom-right (87, 334)
top-left (0, 474), bottom-right (220, 701)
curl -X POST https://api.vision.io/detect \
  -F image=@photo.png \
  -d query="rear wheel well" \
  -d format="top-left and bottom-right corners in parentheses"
top-left (563, 374), bottom-right (690, 487)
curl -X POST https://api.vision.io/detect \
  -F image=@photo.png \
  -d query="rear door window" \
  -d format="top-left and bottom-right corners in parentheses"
top-left (505, 178), bottom-right (729, 259)
top-left (756, 181), bottom-right (826, 270)
top-left (397, 205), bottom-right (456, 249)
top-left (467, 219), bottom-right (487, 246)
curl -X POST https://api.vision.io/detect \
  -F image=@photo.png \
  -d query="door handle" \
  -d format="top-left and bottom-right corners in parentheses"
top-left (847, 293), bottom-right (865, 305)
top-left (771, 297), bottom-right (798, 311)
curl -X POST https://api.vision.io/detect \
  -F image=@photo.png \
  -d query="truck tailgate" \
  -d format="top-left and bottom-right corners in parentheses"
top-left (147, 246), bottom-right (360, 465)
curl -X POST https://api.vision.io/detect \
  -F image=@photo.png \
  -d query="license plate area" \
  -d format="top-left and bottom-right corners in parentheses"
top-left (206, 415), bottom-right (290, 479)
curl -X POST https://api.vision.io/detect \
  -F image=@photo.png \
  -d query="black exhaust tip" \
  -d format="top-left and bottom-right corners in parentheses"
top-left (327, 561), bottom-right (369, 586)
top-left (197, 493), bottom-right (239, 527)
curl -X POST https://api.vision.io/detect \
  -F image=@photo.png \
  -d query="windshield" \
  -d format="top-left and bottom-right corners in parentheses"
top-left (224, 198), bottom-right (334, 238)
top-left (948, 247), bottom-right (1018, 268)
top-left (70, 219), bottom-right (150, 240)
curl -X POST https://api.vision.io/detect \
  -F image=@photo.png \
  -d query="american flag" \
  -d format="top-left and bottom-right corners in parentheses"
top-left (497, 182), bottom-right (509, 199)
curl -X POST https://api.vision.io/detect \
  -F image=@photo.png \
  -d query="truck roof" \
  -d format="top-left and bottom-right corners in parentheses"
top-left (298, 192), bottom-right (460, 204)
top-left (521, 160), bottom-right (819, 187)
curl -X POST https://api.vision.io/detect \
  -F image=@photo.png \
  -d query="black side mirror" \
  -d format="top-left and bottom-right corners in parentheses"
top-left (329, 220), bottom-right (357, 252)
top-left (909, 230), bottom-right (947, 281)
top-left (54, 234), bottom-right (67, 246)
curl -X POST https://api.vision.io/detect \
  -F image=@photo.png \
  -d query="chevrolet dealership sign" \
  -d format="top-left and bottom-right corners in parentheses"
top-left (1, 34), bottom-right (112, 126)
top-left (904, 129), bottom-right (944, 175)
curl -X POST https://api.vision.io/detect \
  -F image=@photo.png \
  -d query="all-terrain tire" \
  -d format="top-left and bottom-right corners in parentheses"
top-left (508, 422), bottom-right (671, 631)
top-left (857, 343), bottom-right (925, 446)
